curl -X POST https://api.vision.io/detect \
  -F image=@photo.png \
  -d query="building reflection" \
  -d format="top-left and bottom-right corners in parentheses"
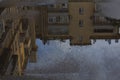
top-left (0, 0), bottom-right (120, 76)
top-left (36, 0), bottom-right (120, 46)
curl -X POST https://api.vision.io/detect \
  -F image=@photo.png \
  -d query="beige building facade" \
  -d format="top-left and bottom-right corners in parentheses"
top-left (69, 1), bottom-right (94, 45)
top-left (68, 0), bottom-right (120, 45)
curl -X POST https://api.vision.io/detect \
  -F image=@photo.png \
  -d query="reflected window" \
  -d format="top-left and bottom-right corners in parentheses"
top-left (62, 4), bottom-right (65, 6)
top-left (48, 17), bottom-right (55, 23)
top-left (79, 20), bottom-right (84, 27)
top-left (48, 18), bottom-right (53, 23)
top-left (79, 8), bottom-right (84, 15)
top-left (56, 16), bottom-right (60, 23)
top-left (50, 5), bottom-right (54, 8)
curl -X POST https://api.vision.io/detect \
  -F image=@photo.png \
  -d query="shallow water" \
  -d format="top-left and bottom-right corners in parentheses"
top-left (26, 39), bottom-right (120, 80)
